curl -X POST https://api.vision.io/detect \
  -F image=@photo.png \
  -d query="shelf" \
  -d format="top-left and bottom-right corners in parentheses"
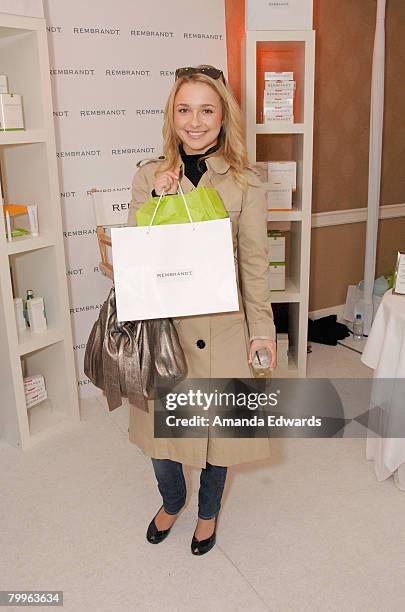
top-left (0, 10), bottom-right (80, 451)
top-left (17, 327), bottom-right (64, 356)
top-left (256, 123), bottom-right (305, 134)
top-left (6, 232), bottom-right (56, 255)
top-left (0, 129), bottom-right (47, 146)
top-left (270, 278), bottom-right (300, 303)
top-left (268, 210), bottom-right (303, 222)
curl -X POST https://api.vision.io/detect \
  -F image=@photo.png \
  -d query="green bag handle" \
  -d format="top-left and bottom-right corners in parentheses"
top-left (147, 182), bottom-right (194, 233)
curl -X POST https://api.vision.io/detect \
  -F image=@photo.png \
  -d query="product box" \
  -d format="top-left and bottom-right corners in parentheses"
top-left (25, 385), bottom-right (46, 401)
top-left (268, 231), bottom-right (285, 262)
top-left (27, 297), bottom-right (47, 332)
top-left (264, 103), bottom-right (293, 113)
top-left (269, 262), bottom-right (285, 291)
top-left (26, 389), bottom-right (48, 409)
top-left (264, 71), bottom-right (294, 81)
top-left (0, 94), bottom-right (24, 131)
top-left (265, 80), bottom-right (296, 92)
top-left (268, 161), bottom-right (296, 191)
top-left (0, 75), bottom-right (8, 94)
top-left (264, 112), bottom-right (294, 124)
top-left (267, 181), bottom-right (292, 209)
top-left (246, 0), bottom-right (313, 31)
top-left (264, 96), bottom-right (294, 104)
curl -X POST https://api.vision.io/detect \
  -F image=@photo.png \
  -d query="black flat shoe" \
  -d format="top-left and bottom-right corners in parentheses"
top-left (191, 514), bottom-right (218, 556)
top-left (146, 506), bottom-right (177, 544)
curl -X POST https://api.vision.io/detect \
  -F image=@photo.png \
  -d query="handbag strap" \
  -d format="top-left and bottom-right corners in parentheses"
top-left (147, 180), bottom-right (194, 231)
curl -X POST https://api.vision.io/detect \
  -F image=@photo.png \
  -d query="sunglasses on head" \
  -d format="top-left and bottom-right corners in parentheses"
top-left (175, 66), bottom-right (226, 84)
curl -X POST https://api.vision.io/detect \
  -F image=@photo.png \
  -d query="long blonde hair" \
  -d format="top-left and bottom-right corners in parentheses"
top-left (159, 69), bottom-right (252, 188)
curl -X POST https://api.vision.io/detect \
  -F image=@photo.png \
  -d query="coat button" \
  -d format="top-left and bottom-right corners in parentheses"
top-left (196, 339), bottom-right (206, 349)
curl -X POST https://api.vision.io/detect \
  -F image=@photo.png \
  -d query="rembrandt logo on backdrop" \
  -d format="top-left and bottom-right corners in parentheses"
top-left (47, 26), bottom-right (63, 33)
top-left (183, 32), bottom-right (223, 40)
top-left (86, 186), bottom-right (131, 196)
top-left (156, 270), bottom-right (194, 282)
top-left (57, 150), bottom-right (101, 158)
top-left (63, 228), bottom-right (97, 239)
top-left (70, 303), bottom-right (104, 315)
top-left (80, 109), bottom-right (127, 118)
top-left (136, 109), bottom-right (164, 116)
top-left (50, 69), bottom-right (96, 76)
top-left (54, 110), bottom-right (70, 118)
top-left (105, 69), bottom-right (151, 77)
top-left (73, 27), bottom-right (120, 35)
top-left (111, 147), bottom-right (156, 156)
top-left (130, 30), bottom-right (174, 38)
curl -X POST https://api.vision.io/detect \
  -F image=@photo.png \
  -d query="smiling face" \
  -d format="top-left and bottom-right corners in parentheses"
top-left (173, 80), bottom-right (223, 155)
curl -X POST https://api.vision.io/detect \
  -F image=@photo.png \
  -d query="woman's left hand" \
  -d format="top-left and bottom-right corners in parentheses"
top-left (248, 339), bottom-right (277, 369)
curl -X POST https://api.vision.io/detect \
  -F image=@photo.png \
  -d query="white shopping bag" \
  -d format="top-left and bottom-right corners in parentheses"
top-left (111, 186), bottom-right (239, 321)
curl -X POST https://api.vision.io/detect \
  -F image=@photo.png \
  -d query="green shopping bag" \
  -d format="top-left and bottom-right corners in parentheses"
top-left (133, 186), bottom-right (228, 226)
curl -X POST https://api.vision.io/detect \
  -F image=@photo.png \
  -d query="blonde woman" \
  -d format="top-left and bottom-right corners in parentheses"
top-left (127, 65), bottom-right (277, 556)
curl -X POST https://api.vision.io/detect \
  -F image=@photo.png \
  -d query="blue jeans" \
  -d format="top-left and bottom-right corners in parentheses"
top-left (151, 458), bottom-right (227, 520)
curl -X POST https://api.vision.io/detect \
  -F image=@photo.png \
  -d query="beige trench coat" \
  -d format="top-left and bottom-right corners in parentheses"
top-left (126, 152), bottom-right (276, 468)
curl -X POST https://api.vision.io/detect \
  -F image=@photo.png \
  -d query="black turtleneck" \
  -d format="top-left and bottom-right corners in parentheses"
top-left (179, 142), bottom-right (220, 187)
top-left (151, 142), bottom-right (220, 196)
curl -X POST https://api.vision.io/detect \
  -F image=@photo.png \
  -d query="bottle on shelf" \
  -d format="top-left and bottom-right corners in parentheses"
top-left (23, 289), bottom-right (34, 328)
top-left (353, 314), bottom-right (363, 341)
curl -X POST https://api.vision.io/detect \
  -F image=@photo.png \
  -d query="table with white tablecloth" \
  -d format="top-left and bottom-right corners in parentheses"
top-left (361, 289), bottom-right (405, 491)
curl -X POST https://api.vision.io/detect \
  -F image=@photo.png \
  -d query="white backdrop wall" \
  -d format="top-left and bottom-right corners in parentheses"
top-left (43, 0), bottom-right (227, 397)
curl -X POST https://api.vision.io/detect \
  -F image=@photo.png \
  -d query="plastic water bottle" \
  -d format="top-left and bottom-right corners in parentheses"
top-left (252, 348), bottom-right (272, 377)
top-left (353, 314), bottom-right (363, 341)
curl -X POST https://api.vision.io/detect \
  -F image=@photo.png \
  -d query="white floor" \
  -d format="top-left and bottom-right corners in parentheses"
top-left (1, 343), bottom-right (405, 612)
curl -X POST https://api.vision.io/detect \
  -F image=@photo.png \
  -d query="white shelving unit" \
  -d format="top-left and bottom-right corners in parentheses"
top-left (242, 30), bottom-right (315, 377)
top-left (0, 11), bottom-right (80, 448)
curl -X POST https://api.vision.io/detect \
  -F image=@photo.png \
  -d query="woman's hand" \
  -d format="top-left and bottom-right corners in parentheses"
top-left (154, 169), bottom-right (180, 195)
top-left (248, 339), bottom-right (277, 369)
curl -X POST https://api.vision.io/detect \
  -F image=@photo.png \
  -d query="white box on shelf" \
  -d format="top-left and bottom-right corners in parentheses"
top-left (264, 116), bottom-right (294, 124)
top-left (23, 374), bottom-right (45, 386)
top-left (269, 262), bottom-right (285, 291)
top-left (268, 161), bottom-right (296, 191)
top-left (246, 0), bottom-right (313, 31)
top-left (0, 75), bottom-right (8, 94)
top-left (26, 389), bottom-right (48, 409)
top-left (264, 71), bottom-right (294, 81)
top-left (268, 232), bottom-right (285, 262)
top-left (265, 80), bottom-right (295, 92)
top-left (267, 181), bottom-right (293, 209)
top-left (264, 107), bottom-right (293, 117)
top-left (27, 297), bottom-right (47, 332)
top-left (24, 381), bottom-right (45, 394)
top-left (264, 96), bottom-right (294, 106)
top-left (264, 95), bottom-right (294, 105)
top-left (0, 94), bottom-right (24, 130)
top-left (25, 384), bottom-right (46, 400)
top-left (264, 103), bottom-right (293, 112)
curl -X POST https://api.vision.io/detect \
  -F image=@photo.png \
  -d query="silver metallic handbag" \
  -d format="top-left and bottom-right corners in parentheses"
top-left (84, 286), bottom-right (187, 412)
